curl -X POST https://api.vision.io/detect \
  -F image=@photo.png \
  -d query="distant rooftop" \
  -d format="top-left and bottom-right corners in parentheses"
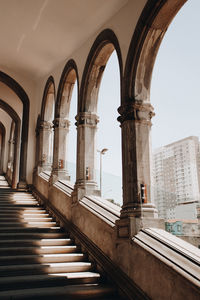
top-left (153, 136), bottom-right (199, 153)
top-left (167, 219), bottom-right (198, 224)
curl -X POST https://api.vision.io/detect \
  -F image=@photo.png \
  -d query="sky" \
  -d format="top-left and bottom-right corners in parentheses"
top-left (68, 52), bottom-right (121, 179)
top-left (67, 0), bottom-right (199, 201)
top-left (151, 0), bottom-right (200, 149)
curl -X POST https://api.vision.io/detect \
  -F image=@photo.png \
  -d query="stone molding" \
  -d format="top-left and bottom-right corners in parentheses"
top-left (118, 100), bottom-right (155, 125)
top-left (75, 112), bottom-right (99, 127)
top-left (53, 118), bottom-right (70, 129)
top-left (8, 139), bottom-right (15, 144)
top-left (39, 120), bottom-right (53, 130)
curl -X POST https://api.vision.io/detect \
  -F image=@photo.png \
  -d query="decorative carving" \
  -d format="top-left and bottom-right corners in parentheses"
top-left (75, 112), bottom-right (99, 127)
top-left (39, 120), bottom-right (53, 130)
top-left (118, 100), bottom-right (155, 125)
top-left (53, 118), bottom-right (70, 129)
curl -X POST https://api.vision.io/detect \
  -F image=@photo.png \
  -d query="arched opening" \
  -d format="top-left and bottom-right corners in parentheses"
top-left (0, 71), bottom-right (29, 188)
top-left (0, 100), bottom-right (21, 188)
top-left (150, 0), bottom-right (200, 246)
top-left (97, 51), bottom-right (122, 205)
top-left (7, 121), bottom-right (16, 184)
top-left (76, 29), bottom-right (122, 199)
top-left (67, 80), bottom-right (78, 184)
top-left (52, 60), bottom-right (78, 183)
top-left (120, 0), bottom-right (186, 220)
top-left (39, 77), bottom-right (55, 173)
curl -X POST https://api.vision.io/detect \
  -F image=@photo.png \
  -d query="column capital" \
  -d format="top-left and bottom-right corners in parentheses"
top-left (53, 118), bottom-right (70, 129)
top-left (9, 138), bottom-right (16, 144)
top-left (39, 120), bottom-right (53, 130)
top-left (75, 112), bottom-right (99, 127)
top-left (117, 100), bottom-right (155, 125)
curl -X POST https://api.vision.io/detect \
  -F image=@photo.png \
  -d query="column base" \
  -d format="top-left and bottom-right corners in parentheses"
top-left (72, 180), bottom-right (99, 203)
top-left (116, 203), bottom-right (164, 238)
top-left (36, 164), bottom-right (52, 175)
top-left (120, 202), bottom-right (158, 218)
top-left (17, 180), bottom-right (28, 190)
top-left (50, 170), bottom-right (70, 184)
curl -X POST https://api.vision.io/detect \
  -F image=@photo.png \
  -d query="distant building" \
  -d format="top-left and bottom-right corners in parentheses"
top-left (153, 136), bottom-right (200, 219)
top-left (165, 219), bottom-right (200, 248)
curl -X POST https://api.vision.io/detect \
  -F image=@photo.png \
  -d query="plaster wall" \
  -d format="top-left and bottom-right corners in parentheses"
top-left (48, 184), bottom-right (72, 221)
top-left (34, 172), bottom-right (200, 299)
top-left (34, 173), bottom-right (49, 200)
top-left (0, 109), bottom-right (12, 172)
top-left (115, 240), bottom-right (200, 300)
top-left (35, 174), bottom-right (116, 260)
top-left (72, 202), bottom-right (115, 260)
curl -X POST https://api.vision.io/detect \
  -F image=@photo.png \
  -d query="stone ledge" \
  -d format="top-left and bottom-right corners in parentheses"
top-left (133, 228), bottom-right (200, 288)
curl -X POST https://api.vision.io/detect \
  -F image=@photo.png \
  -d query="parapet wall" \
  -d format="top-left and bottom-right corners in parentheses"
top-left (33, 173), bottom-right (200, 300)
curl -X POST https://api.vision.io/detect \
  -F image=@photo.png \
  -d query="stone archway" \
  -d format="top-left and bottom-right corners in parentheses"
top-left (75, 29), bottom-right (122, 197)
top-left (116, 0), bottom-right (187, 234)
top-left (0, 71), bottom-right (30, 188)
top-left (52, 60), bottom-right (79, 182)
top-left (0, 99), bottom-right (21, 188)
top-left (38, 76), bottom-right (56, 173)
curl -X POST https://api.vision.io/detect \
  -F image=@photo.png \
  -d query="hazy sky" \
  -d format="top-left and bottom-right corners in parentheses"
top-left (151, 0), bottom-right (200, 149)
top-left (68, 52), bottom-right (121, 178)
top-left (68, 0), bottom-right (199, 180)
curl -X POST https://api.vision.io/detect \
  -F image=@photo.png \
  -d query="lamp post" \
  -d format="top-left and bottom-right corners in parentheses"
top-left (97, 148), bottom-right (108, 196)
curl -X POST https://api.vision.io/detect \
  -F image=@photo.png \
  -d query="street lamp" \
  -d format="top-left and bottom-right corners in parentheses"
top-left (97, 148), bottom-right (108, 196)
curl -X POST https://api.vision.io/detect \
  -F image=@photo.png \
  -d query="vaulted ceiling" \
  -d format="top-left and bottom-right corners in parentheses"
top-left (0, 0), bottom-right (127, 79)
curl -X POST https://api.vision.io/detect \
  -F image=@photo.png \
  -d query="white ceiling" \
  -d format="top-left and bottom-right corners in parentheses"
top-left (0, 0), bottom-right (127, 79)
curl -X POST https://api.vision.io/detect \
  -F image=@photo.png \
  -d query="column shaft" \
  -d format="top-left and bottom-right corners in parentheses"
top-left (116, 100), bottom-right (160, 237)
top-left (51, 118), bottom-right (70, 182)
top-left (38, 121), bottom-right (54, 172)
top-left (75, 112), bottom-right (99, 196)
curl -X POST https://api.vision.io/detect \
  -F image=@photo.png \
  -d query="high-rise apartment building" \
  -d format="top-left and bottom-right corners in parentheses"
top-left (153, 136), bottom-right (200, 219)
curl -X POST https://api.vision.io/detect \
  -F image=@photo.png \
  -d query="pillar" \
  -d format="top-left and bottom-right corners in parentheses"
top-left (7, 138), bottom-right (14, 180)
top-left (38, 120), bottom-right (54, 172)
top-left (51, 117), bottom-right (70, 182)
top-left (74, 112), bottom-right (99, 199)
top-left (116, 100), bottom-right (162, 238)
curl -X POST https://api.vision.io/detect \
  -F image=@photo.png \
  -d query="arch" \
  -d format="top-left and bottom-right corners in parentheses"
top-left (7, 120), bottom-right (16, 182)
top-left (55, 59), bottom-right (79, 119)
top-left (0, 99), bottom-right (21, 188)
top-left (0, 71), bottom-right (30, 187)
top-left (117, 0), bottom-right (187, 220)
top-left (124, 0), bottom-right (186, 103)
top-left (0, 122), bottom-right (6, 174)
top-left (75, 29), bottom-right (122, 195)
top-left (0, 99), bottom-right (21, 122)
top-left (39, 76), bottom-right (56, 172)
top-left (41, 76), bottom-right (56, 121)
top-left (80, 28), bottom-right (123, 113)
top-left (51, 60), bottom-right (79, 183)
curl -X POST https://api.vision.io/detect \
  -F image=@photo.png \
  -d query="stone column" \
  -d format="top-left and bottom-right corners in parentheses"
top-left (116, 100), bottom-right (162, 238)
top-left (38, 120), bottom-right (54, 172)
top-left (74, 112), bottom-right (99, 199)
top-left (6, 138), bottom-right (14, 180)
top-left (51, 117), bottom-right (70, 182)
top-left (10, 138), bottom-right (15, 174)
